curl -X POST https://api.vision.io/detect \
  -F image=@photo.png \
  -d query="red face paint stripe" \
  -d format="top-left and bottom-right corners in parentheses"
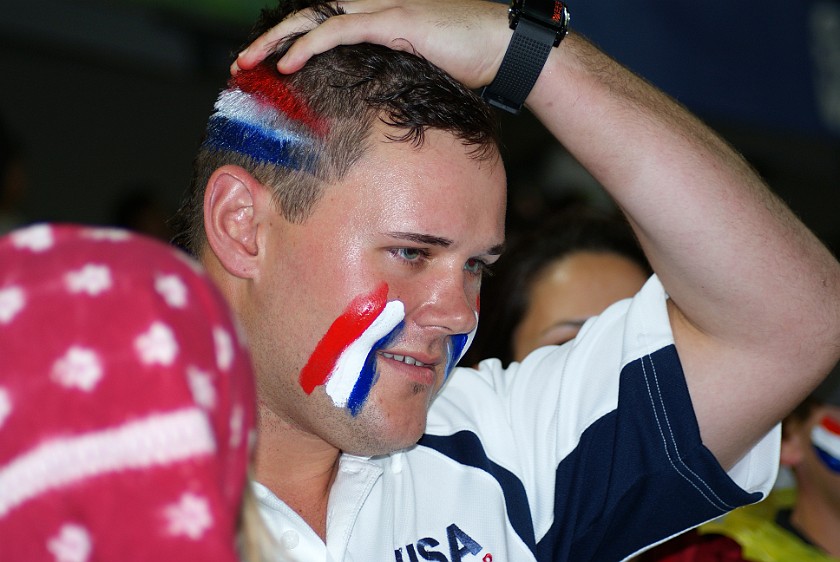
top-left (299, 283), bottom-right (389, 394)
top-left (822, 415), bottom-right (840, 434)
top-left (230, 66), bottom-right (327, 137)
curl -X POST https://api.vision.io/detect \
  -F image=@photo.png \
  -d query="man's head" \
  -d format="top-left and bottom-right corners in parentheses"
top-left (781, 363), bottom-right (840, 510)
top-left (175, 1), bottom-right (506, 456)
top-left (177, 2), bottom-right (499, 256)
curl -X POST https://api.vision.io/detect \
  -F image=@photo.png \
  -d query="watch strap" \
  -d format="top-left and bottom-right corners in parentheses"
top-left (481, 17), bottom-right (556, 114)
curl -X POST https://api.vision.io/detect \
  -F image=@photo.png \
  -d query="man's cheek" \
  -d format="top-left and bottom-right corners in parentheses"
top-left (811, 415), bottom-right (840, 473)
top-left (298, 283), bottom-right (405, 416)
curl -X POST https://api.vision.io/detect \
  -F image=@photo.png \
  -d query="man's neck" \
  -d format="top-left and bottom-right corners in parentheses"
top-left (253, 404), bottom-right (341, 541)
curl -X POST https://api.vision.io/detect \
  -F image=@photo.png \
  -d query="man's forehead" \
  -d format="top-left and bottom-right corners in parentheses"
top-left (300, 121), bottom-right (506, 246)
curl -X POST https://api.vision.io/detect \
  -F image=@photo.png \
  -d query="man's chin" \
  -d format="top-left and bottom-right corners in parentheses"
top-left (336, 422), bottom-right (426, 458)
top-left (343, 433), bottom-right (424, 457)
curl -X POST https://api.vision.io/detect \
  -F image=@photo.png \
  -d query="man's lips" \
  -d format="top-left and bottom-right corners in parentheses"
top-left (379, 351), bottom-right (439, 385)
top-left (380, 352), bottom-right (432, 367)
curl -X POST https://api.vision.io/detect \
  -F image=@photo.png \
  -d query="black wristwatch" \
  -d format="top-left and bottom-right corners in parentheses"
top-left (481, 0), bottom-right (570, 114)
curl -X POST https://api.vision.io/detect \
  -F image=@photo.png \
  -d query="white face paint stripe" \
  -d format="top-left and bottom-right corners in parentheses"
top-left (0, 408), bottom-right (215, 518)
top-left (457, 312), bottom-right (479, 366)
top-left (812, 423), bottom-right (840, 459)
top-left (325, 300), bottom-right (405, 408)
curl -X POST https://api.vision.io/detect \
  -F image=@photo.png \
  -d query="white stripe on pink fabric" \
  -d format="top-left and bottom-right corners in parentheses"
top-left (0, 408), bottom-right (216, 517)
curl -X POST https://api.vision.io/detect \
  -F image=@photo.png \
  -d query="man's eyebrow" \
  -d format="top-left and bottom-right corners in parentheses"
top-left (386, 231), bottom-right (504, 256)
top-left (486, 243), bottom-right (505, 256)
top-left (386, 231), bottom-right (453, 247)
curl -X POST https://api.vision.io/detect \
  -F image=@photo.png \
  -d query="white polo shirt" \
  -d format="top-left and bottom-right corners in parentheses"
top-left (255, 276), bottom-right (780, 562)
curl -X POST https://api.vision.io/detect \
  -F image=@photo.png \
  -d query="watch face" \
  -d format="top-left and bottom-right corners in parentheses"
top-left (508, 0), bottom-right (523, 26)
top-left (520, 0), bottom-right (568, 30)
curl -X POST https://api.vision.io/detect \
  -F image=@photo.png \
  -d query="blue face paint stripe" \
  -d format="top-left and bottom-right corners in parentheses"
top-left (347, 321), bottom-right (404, 416)
top-left (814, 445), bottom-right (840, 473)
top-left (203, 116), bottom-right (310, 171)
top-left (348, 351), bottom-right (379, 417)
top-left (445, 333), bottom-right (469, 378)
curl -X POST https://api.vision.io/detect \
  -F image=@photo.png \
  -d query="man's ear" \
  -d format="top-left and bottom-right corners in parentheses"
top-left (780, 420), bottom-right (807, 468)
top-left (204, 165), bottom-right (272, 279)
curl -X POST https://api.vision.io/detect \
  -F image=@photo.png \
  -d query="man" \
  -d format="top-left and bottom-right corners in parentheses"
top-left (175, 1), bottom-right (840, 559)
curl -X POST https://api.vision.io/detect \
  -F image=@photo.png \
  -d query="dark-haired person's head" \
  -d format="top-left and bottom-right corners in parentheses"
top-left (462, 205), bottom-right (651, 367)
top-left (0, 116), bottom-right (28, 234)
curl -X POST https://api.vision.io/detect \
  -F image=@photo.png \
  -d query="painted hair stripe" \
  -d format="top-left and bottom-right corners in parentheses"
top-left (230, 65), bottom-right (326, 135)
top-left (213, 89), bottom-right (308, 140)
top-left (202, 66), bottom-right (325, 171)
top-left (204, 117), bottom-right (309, 171)
top-left (0, 408), bottom-right (215, 518)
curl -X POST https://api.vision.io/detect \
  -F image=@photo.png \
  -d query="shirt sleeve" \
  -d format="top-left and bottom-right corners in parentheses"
top-left (428, 275), bottom-right (780, 561)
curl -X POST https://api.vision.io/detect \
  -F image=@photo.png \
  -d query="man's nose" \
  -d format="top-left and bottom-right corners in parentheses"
top-left (415, 271), bottom-right (478, 336)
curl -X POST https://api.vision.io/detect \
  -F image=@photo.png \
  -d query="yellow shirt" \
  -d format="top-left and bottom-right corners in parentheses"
top-left (700, 488), bottom-right (839, 562)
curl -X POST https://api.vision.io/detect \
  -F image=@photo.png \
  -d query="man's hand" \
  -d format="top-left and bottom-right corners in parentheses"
top-left (232, 0), bottom-right (510, 90)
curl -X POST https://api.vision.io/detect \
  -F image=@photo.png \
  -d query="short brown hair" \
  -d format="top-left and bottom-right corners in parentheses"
top-left (174, 1), bottom-right (499, 254)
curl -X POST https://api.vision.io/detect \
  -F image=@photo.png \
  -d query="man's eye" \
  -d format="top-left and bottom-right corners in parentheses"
top-left (393, 248), bottom-right (427, 262)
top-left (465, 258), bottom-right (489, 275)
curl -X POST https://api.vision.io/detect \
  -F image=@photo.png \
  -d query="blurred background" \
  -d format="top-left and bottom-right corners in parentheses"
top-left (1, 0), bottom-right (838, 248)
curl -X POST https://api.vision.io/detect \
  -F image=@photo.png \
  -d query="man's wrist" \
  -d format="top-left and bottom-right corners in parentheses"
top-left (481, 0), bottom-right (570, 114)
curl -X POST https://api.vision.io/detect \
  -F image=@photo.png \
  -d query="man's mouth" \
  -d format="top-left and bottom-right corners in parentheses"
top-left (381, 352), bottom-right (428, 367)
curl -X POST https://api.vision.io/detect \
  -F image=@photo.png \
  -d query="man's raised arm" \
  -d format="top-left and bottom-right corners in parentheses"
top-left (235, 0), bottom-right (840, 469)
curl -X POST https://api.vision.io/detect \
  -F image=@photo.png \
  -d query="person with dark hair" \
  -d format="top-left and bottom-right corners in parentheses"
top-left (111, 185), bottom-right (174, 241)
top-left (172, 1), bottom-right (840, 560)
top-left (0, 117), bottom-right (28, 235)
top-left (461, 205), bottom-right (651, 367)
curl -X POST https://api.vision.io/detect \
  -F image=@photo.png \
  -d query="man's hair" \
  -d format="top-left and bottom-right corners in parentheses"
top-left (174, 1), bottom-right (500, 254)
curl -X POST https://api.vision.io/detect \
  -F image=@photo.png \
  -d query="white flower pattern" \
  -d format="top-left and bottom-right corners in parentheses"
top-left (47, 524), bottom-right (92, 562)
top-left (135, 322), bottom-right (178, 366)
top-left (64, 265), bottom-right (112, 296)
top-left (213, 327), bottom-right (233, 371)
top-left (229, 405), bottom-right (244, 449)
top-left (51, 347), bottom-right (103, 392)
top-left (164, 493), bottom-right (213, 539)
top-left (0, 387), bottom-right (11, 430)
top-left (187, 366), bottom-right (216, 409)
top-left (0, 286), bottom-right (25, 324)
top-left (82, 228), bottom-right (131, 242)
top-left (155, 274), bottom-right (188, 308)
top-left (11, 224), bottom-right (54, 252)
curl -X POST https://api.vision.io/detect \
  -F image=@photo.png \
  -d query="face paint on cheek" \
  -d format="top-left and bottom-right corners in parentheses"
top-left (327, 302), bottom-right (404, 416)
top-left (811, 415), bottom-right (840, 474)
top-left (298, 283), bottom-right (405, 416)
top-left (444, 312), bottom-right (479, 379)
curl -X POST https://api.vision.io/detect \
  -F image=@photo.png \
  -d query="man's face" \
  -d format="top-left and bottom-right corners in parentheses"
top-left (247, 124), bottom-right (506, 455)
top-left (799, 405), bottom-right (840, 508)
